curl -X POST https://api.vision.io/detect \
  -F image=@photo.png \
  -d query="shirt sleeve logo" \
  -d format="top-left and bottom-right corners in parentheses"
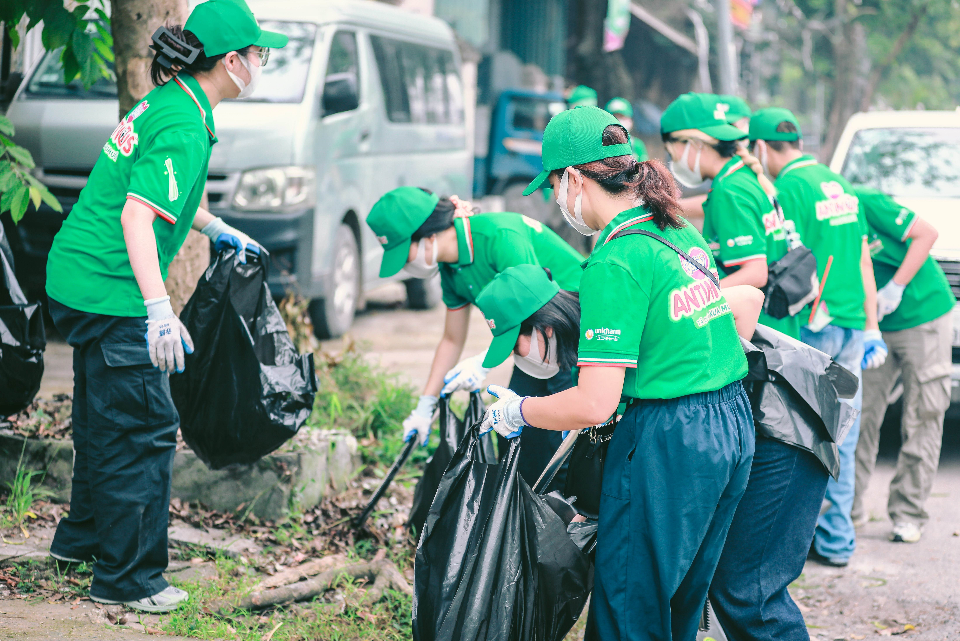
top-left (164, 157), bottom-right (179, 201)
top-left (895, 208), bottom-right (909, 226)
top-left (584, 329), bottom-right (594, 340)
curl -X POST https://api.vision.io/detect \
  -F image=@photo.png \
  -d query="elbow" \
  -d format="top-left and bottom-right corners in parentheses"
top-left (582, 394), bottom-right (619, 426)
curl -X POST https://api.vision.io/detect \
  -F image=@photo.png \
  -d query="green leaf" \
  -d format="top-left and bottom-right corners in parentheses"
top-left (0, 170), bottom-right (19, 193)
top-left (0, 115), bottom-right (13, 137)
top-left (6, 145), bottom-right (35, 169)
top-left (0, 184), bottom-right (17, 212)
top-left (11, 185), bottom-right (29, 223)
top-left (28, 187), bottom-right (42, 211)
top-left (94, 8), bottom-right (111, 29)
top-left (94, 21), bottom-right (113, 47)
top-left (61, 46), bottom-right (80, 87)
top-left (8, 27), bottom-right (20, 51)
top-left (38, 184), bottom-right (63, 213)
top-left (41, 4), bottom-right (75, 51)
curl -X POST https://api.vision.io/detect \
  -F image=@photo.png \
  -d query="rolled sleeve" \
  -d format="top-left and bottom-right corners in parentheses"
top-left (127, 131), bottom-right (205, 224)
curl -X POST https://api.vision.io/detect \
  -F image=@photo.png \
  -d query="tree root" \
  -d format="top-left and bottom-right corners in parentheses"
top-left (212, 559), bottom-right (412, 612)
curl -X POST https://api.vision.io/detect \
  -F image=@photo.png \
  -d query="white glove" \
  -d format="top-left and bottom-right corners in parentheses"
top-left (441, 350), bottom-right (491, 396)
top-left (403, 395), bottom-right (438, 446)
top-left (144, 296), bottom-right (194, 374)
top-left (862, 329), bottom-right (888, 371)
top-left (479, 385), bottom-right (527, 439)
top-left (876, 280), bottom-right (906, 322)
top-left (201, 217), bottom-right (262, 264)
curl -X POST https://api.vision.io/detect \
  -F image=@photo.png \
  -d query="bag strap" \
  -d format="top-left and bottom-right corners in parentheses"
top-left (607, 228), bottom-right (721, 288)
top-left (0, 225), bottom-right (27, 306)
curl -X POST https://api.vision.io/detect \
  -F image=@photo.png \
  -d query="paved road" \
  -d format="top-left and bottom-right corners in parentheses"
top-left (33, 290), bottom-right (960, 639)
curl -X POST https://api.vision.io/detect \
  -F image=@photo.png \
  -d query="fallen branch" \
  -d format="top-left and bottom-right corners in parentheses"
top-left (211, 559), bottom-right (412, 612)
top-left (253, 554), bottom-right (349, 591)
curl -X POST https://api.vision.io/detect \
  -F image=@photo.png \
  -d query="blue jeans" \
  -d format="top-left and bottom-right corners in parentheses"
top-left (710, 436), bottom-right (830, 641)
top-left (800, 324), bottom-right (864, 562)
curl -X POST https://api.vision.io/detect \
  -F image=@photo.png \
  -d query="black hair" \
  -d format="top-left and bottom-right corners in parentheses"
top-left (519, 287), bottom-right (581, 373)
top-left (149, 25), bottom-right (252, 87)
top-left (763, 122), bottom-right (803, 152)
top-left (661, 131), bottom-right (741, 159)
top-left (411, 187), bottom-right (457, 241)
top-left (555, 125), bottom-right (684, 231)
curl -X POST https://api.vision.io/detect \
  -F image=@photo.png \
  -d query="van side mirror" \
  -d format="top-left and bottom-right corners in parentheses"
top-left (322, 72), bottom-right (358, 117)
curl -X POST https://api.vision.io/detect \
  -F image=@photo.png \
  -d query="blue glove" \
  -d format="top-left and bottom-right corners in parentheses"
top-left (862, 329), bottom-right (888, 370)
top-left (479, 385), bottom-right (527, 439)
top-left (201, 217), bottom-right (261, 264)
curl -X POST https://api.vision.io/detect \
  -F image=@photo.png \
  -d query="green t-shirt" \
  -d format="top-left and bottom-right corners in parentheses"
top-left (439, 212), bottom-right (584, 308)
top-left (578, 207), bottom-right (748, 400)
top-left (702, 157), bottom-right (801, 339)
top-left (775, 155), bottom-right (868, 330)
top-left (631, 137), bottom-right (649, 162)
top-left (46, 74), bottom-right (216, 317)
top-left (857, 188), bottom-right (956, 332)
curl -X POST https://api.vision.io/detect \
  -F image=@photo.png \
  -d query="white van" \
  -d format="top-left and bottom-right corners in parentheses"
top-left (5, 0), bottom-right (471, 337)
top-left (830, 110), bottom-right (960, 405)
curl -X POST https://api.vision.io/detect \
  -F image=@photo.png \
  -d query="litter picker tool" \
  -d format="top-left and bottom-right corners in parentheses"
top-left (807, 255), bottom-right (833, 326)
top-left (354, 438), bottom-right (417, 528)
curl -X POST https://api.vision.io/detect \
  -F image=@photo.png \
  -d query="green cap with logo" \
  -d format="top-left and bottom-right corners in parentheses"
top-left (568, 85), bottom-right (598, 108)
top-left (748, 107), bottom-right (802, 142)
top-left (366, 187), bottom-right (440, 278)
top-left (523, 106), bottom-right (632, 196)
top-left (717, 94), bottom-right (752, 123)
top-left (185, 0), bottom-right (289, 57)
top-left (604, 97), bottom-right (633, 118)
top-left (660, 92), bottom-right (747, 141)
top-left (475, 265), bottom-right (561, 368)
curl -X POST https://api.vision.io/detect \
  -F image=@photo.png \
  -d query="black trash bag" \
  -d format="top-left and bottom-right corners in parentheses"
top-left (741, 324), bottom-right (859, 479)
top-left (0, 224), bottom-right (44, 416)
top-left (414, 424), bottom-right (591, 641)
top-left (169, 249), bottom-right (318, 469)
top-left (409, 392), bottom-right (495, 536)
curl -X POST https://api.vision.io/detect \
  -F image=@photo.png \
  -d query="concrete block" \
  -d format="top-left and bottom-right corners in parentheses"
top-left (0, 431), bottom-right (73, 503)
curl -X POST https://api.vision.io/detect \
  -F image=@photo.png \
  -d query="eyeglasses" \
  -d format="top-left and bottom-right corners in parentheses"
top-left (255, 47), bottom-right (270, 67)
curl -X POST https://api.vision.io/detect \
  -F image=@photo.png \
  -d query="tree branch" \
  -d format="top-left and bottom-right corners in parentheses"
top-left (858, 2), bottom-right (930, 112)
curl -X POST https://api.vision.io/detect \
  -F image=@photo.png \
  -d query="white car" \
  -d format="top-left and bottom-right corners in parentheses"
top-left (830, 109), bottom-right (960, 405)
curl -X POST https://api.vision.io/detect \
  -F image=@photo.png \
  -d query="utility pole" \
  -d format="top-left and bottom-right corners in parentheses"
top-left (714, 0), bottom-right (738, 94)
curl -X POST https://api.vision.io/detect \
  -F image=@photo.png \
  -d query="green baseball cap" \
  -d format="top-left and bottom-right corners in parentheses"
top-left (185, 0), bottom-right (289, 57)
top-left (717, 94), bottom-right (752, 123)
top-left (568, 85), bottom-right (598, 108)
top-left (522, 106), bottom-right (633, 196)
top-left (660, 92), bottom-right (748, 141)
top-left (475, 265), bottom-right (561, 369)
top-left (605, 97), bottom-right (633, 118)
top-left (749, 107), bottom-right (802, 142)
top-left (366, 187), bottom-right (440, 278)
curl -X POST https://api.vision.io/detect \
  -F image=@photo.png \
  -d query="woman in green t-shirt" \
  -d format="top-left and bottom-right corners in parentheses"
top-left (365, 187), bottom-right (585, 486)
top-left (42, 0), bottom-right (287, 613)
top-left (478, 106), bottom-right (760, 641)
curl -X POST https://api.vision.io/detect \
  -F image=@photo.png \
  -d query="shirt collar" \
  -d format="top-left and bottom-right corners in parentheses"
top-left (453, 216), bottom-right (475, 266)
top-left (717, 156), bottom-right (745, 181)
top-left (595, 206), bottom-right (656, 248)
top-left (778, 154), bottom-right (817, 178)
top-left (174, 74), bottom-right (217, 143)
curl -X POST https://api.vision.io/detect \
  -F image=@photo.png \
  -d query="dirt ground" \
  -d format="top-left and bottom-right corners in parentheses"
top-left (25, 287), bottom-right (960, 639)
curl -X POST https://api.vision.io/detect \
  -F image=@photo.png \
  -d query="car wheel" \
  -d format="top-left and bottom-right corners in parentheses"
top-left (405, 274), bottom-right (442, 310)
top-left (309, 224), bottom-right (360, 339)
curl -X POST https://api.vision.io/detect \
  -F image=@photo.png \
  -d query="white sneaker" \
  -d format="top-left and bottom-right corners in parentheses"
top-left (890, 522), bottom-right (922, 543)
top-left (91, 586), bottom-right (189, 613)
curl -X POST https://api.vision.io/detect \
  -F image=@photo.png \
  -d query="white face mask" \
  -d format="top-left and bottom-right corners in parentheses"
top-left (557, 168), bottom-right (597, 236)
top-left (224, 52), bottom-right (261, 99)
top-left (669, 142), bottom-right (705, 188)
top-left (514, 331), bottom-right (560, 380)
top-left (403, 237), bottom-right (439, 279)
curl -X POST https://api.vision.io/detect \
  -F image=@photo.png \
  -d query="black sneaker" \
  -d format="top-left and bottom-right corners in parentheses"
top-left (807, 544), bottom-right (849, 568)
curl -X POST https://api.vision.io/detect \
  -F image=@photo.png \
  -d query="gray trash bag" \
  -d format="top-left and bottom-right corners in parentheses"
top-left (741, 324), bottom-right (860, 478)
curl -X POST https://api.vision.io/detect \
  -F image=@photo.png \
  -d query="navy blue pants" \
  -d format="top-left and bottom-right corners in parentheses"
top-left (501, 365), bottom-right (572, 488)
top-left (49, 299), bottom-right (178, 602)
top-left (588, 382), bottom-right (755, 641)
top-left (709, 436), bottom-right (829, 641)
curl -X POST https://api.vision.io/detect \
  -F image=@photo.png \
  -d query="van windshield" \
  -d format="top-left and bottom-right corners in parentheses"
top-left (841, 127), bottom-right (960, 199)
top-left (25, 21), bottom-right (316, 104)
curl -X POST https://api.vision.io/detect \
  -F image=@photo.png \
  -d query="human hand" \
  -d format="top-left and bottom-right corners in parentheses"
top-left (201, 217), bottom-right (262, 264)
top-left (403, 395), bottom-right (438, 446)
top-left (450, 195), bottom-right (477, 218)
top-left (440, 350), bottom-right (491, 396)
top-left (144, 296), bottom-right (194, 373)
top-left (479, 385), bottom-right (527, 439)
top-left (876, 280), bottom-right (905, 322)
top-left (862, 329), bottom-right (888, 370)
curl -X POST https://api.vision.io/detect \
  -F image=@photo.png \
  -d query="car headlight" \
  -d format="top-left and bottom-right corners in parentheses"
top-left (232, 166), bottom-right (315, 212)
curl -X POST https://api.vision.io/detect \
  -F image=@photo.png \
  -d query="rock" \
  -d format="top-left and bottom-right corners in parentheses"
top-left (0, 431), bottom-right (73, 502)
top-left (168, 525), bottom-right (262, 559)
top-left (166, 561), bottom-right (218, 583)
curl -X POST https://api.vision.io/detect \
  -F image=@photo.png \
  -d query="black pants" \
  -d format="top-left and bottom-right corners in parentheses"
top-left (48, 299), bottom-right (178, 602)
top-left (499, 365), bottom-right (573, 489)
top-left (709, 436), bottom-right (830, 641)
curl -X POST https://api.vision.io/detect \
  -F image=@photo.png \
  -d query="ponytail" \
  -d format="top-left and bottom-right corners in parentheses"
top-left (559, 125), bottom-right (685, 231)
top-left (735, 147), bottom-right (777, 199)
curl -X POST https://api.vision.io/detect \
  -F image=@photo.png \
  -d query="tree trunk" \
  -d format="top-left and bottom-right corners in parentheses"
top-left (821, 0), bottom-right (869, 162)
top-left (112, 0), bottom-right (208, 313)
top-left (857, 3), bottom-right (929, 113)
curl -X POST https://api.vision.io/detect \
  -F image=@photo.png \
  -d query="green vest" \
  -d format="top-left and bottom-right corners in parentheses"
top-left (439, 212), bottom-right (584, 309)
top-left (578, 207), bottom-right (748, 400)
top-left (703, 157), bottom-right (801, 339)
top-left (46, 74), bottom-right (216, 316)
top-left (857, 187), bottom-right (956, 332)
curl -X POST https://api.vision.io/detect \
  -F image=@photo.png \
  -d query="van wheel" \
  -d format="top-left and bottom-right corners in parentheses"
top-left (309, 224), bottom-right (360, 339)
top-left (405, 275), bottom-right (442, 310)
